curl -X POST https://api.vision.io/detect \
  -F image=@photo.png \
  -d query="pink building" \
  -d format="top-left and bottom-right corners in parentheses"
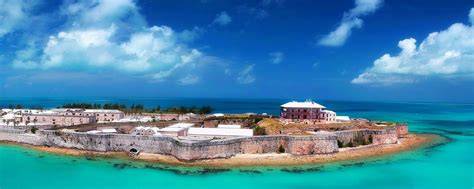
top-left (3, 108), bottom-right (125, 127)
top-left (21, 114), bottom-right (96, 126)
top-left (51, 109), bottom-right (125, 122)
top-left (83, 109), bottom-right (125, 122)
top-left (280, 101), bottom-right (337, 123)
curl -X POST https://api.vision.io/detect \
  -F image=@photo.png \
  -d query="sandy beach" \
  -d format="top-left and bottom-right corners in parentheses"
top-left (0, 133), bottom-right (446, 167)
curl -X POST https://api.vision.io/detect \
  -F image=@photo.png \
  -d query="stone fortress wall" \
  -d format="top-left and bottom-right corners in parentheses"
top-left (0, 125), bottom-right (408, 161)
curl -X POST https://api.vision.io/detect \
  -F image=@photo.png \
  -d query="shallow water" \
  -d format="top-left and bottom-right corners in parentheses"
top-left (0, 99), bottom-right (473, 189)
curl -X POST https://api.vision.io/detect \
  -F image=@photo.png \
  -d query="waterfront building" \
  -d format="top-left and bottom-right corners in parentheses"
top-left (51, 109), bottom-right (125, 122)
top-left (0, 108), bottom-right (124, 127)
top-left (280, 101), bottom-right (337, 123)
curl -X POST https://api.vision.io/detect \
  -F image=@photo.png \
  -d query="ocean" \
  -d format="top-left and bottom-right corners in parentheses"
top-left (0, 98), bottom-right (473, 189)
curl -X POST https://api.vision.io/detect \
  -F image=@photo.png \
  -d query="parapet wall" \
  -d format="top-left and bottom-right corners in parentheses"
top-left (0, 128), bottom-right (44, 145)
top-left (334, 127), bottom-right (402, 146)
top-left (0, 125), bottom-right (406, 161)
top-left (37, 130), bottom-right (338, 160)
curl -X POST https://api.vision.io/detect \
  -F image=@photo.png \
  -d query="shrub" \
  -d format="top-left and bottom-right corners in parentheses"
top-left (337, 140), bottom-right (344, 148)
top-left (253, 126), bottom-right (266, 135)
top-left (30, 127), bottom-right (38, 134)
top-left (254, 117), bottom-right (263, 124)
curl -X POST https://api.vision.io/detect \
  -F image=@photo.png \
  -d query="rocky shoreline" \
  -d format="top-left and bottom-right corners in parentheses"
top-left (0, 133), bottom-right (446, 167)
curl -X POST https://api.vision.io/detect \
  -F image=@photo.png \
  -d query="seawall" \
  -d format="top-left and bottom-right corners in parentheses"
top-left (0, 125), bottom-right (407, 161)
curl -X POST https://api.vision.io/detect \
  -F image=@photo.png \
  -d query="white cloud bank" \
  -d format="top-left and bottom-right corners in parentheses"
top-left (352, 8), bottom-right (474, 85)
top-left (318, 0), bottom-right (383, 47)
top-left (213, 11), bottom-right (232, 26)
top-left (11, 0), bottom-right (207, 83)
top-left (0, 0), bottom-right (33, 37)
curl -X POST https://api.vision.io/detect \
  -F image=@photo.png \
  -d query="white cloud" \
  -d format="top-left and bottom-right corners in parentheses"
top-left (0, 0), bottom-right (34, 38)
top-left (318, 0), bottom-right (383, 47)
top-left (269, 51), bottom-right (284, 64)
top-left (60, 0), bottom-right (145, 28)
top-left (178, 74), bottom-right (200, 85)
top-left (352, 8), bottom-right (474, 85)
top-left (213, 11), bottom-right (232, 26)
top-left (237, 64), bottom-right (256, 84)
top-left (12, 0), bottom-right (207, 82)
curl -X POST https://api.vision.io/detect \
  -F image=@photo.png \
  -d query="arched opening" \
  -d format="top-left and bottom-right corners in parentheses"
top-left (129, 148), bottom-right (140, 156)
top-left (129, 148), bottom-right (138, 153)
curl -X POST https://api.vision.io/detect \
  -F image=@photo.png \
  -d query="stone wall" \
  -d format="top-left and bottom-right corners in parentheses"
top-left (395, 125), bottom-right (408, 137)
top-left (0, 126), bottom-right (403, 161)
top-left (372, 128), bottom-right (398, 145)
top-left (334, 127), bottom-right (401, 147)
top-left (37, 130), bottom-right (337, 160)
top-left (0, 128), bottom-right (44, 145)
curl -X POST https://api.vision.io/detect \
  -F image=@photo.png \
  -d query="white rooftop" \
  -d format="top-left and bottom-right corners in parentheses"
top-left (188, 128), bottom-right (253, 137)
top-left (83, 109), bottom-right (123, 113)
top-left (159, 123), bottom-right (194, 132)
top-left (217, 124), bottom-right (241, 129)
top-left (281, 101), bottom-right (326, 109)
top-left (321, 110), bottom-right (336, 114)
top-left (168, 123), bottom-right (194, 128)
top-left (100, 128), bottom-right (117, 133)
top-left (160, 127), bottom-right (188, 132)
top-left (336, 116), bottom-right (350, 121)
top-left (212, 113), bottom-right (225, 117)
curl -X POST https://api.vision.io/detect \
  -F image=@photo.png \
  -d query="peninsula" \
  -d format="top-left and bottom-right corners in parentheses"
top-left (0, 101), bottom-right (440, 166)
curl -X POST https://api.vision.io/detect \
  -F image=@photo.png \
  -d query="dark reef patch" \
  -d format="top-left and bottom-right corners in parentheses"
top-left (239, 169), bottom-right (262, 174)
top-left (113, 163), bottom-right (136, 170)
top-left (280, 166), bottom-right (322, 173)
top-left (340, 162), bottom-right (365, 167)
top-left (422, 128), bottom-right (474, 137)
top-left (143, 164), bottom-right (230, 175)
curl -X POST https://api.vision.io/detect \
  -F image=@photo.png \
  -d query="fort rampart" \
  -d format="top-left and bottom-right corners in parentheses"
top-left (0, 125), bottom-right (407, 161)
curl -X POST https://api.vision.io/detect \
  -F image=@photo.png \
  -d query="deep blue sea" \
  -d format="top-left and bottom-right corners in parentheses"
top-left (0, 98), bottom-right (473, 189)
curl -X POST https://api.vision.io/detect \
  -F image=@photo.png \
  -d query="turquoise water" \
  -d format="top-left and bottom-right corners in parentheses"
top-left (0, 99), bottom-right (473, 189)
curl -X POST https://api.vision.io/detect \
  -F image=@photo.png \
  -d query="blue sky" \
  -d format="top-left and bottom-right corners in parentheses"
top-left (0, 0), bottom-right (473, 102)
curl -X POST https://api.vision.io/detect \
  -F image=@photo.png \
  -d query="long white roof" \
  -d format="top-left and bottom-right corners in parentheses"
top-left (217, 124), bottom-right (241, 129)
top-left (168, 123), bottom-right (194, 128)
top-left (281, 101), bottom-right (326, 109)
top-left (83, 109), bottom-right (123, 113)
top-left (321, 110), bottom-right (336, 114)
top-left (188, 128), bottom-right (253, 137)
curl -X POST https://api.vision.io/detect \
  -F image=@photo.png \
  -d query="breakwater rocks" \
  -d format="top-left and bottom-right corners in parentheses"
top-left (0, 125), bottom-right (408, 161)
